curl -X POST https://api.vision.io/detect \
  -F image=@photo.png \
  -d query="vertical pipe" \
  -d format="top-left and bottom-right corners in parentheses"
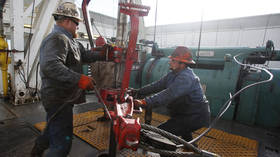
top-left (0, 0), bottom-right (7, 36)
top-left (0, 0), bottom-right (10, 97)
top-left (0, 38), bottom-right (9, 96)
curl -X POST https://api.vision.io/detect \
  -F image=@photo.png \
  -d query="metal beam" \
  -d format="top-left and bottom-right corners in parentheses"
top-left (9, 0), bottom-right (25, 105)
top-left (23, 0), bottom-right (42, 23)
top-left (14, 0), bottom-right (62, 105)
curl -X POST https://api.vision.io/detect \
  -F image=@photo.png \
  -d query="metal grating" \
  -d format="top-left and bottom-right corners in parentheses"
top-left (193, 128), bottom-right (258, 157)
top-left (34, 109), bottom-right (258, 157)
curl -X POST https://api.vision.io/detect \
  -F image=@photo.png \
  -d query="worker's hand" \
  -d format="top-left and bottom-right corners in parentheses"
top-left (78, 74), bottom-right (96, 90)
top-left (128, 88), bottom-right (139, 97)
top-left (133, 99), bottom-right (147, 108)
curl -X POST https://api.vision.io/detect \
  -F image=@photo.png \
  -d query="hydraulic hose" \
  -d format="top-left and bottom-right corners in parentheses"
top-left (188, 53), bottom-right (273, 144)
top-left (138, 52), bottom-right (273, 156)
top-left (141, 124), bottom-right (202, 154)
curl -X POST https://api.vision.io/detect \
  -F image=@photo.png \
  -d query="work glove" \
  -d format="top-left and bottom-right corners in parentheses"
top-left (78, 74), bottom-right (96, 90)
top-left (128, 88), bottom-right (139, 97)
top-left (133, 99), bottom-right (147, 108)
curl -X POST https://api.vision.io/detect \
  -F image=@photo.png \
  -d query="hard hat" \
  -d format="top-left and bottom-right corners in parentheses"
top-left (169, 46), bottom-right (195, 64)
top-left (52, 2), bottom-right (82, 21)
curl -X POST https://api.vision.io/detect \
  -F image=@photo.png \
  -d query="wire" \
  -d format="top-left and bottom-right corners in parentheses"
top-left (262, 14), bottom-right (271, 47)
top-left (34, 61), bottom-right (40, 98)
top-left (92, 19), bottom-right (102, 37)
top-left (195, 11), bottom-right (203, 68)
top-left (188, 53), bottom-right (273, 144)
top-left (152, 0), bottom-right (158, 43)
top-left (99, 14), bottom-right (107, 37)
top-left (26, 0), bottom-right (36, 87)
top-left (18, 65), bottom-right (28, 86)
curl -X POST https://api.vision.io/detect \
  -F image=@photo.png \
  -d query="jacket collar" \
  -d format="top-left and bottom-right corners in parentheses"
top-left (53, 25), bottom-right (73, 39)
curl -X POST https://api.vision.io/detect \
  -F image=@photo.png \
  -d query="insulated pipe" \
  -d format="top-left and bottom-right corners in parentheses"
top-left (0, 38), bottom-right (10, 97)
top-left (0, 0), bottom-right (10, 97)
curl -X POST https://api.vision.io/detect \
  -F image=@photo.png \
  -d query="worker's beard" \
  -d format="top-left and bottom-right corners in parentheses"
top-left (73, 33), bottom-right (78, 38)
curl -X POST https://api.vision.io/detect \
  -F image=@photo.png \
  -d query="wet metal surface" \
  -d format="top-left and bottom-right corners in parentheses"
top-left (0, 103), bottom-right (16, 121)
top-left (0, 119), bottom-right (38, 157)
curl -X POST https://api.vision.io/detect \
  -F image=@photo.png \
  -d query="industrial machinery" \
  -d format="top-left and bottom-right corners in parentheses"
top-left (82, 0), bottom-right (219, 156)
top-left (129, 41), bottom-right (280, 128)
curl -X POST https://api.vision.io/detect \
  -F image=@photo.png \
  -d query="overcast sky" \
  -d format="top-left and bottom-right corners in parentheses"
top-left (76, 0), bottom-right (280, 26)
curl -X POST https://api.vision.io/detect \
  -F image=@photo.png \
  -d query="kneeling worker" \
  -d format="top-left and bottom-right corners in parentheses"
top-left (134, 46), bottom-right (210, 143)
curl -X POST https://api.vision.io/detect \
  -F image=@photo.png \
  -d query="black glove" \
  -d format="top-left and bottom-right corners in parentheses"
top-left (128, 88), bottom-right (139, 98)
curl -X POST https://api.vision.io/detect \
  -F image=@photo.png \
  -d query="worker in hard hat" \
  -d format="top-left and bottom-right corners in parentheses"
top-left (31, 2), bottom-right (113, 157)
top-left (133, 46), bottom-right (210, 145)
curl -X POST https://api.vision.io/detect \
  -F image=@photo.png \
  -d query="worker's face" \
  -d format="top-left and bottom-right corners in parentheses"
top-left (169, 59), bottom-right (181, 72)
top-left (66, 18), bottom-right (79, 38)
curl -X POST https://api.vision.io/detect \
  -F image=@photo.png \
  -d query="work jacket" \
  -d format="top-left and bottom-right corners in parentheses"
top-left (138, 67), bottom-right (210, 127)
top-left (40, 25), bottom-right (104, 109)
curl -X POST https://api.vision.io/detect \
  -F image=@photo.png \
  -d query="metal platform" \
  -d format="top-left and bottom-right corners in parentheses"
top-left (1, 94), bottom-right (279, 157)
top-left (34, 109), bottom-right (258, 156)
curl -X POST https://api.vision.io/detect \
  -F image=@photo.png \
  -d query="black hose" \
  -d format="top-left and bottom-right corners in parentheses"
top-left (138, 52), bottom-right (273, 156)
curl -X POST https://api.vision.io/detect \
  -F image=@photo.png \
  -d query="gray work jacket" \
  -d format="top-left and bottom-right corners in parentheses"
top-left (40, 25), bottom-right (105, 109)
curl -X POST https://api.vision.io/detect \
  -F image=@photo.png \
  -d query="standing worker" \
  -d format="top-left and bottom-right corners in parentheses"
top-left (31, 2), bottom-right (113, 157)
top-left (133, 46), bottom-right (210, 144)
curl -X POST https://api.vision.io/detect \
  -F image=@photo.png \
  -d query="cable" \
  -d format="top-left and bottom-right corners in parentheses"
top-left (34, 61), bottom-right (40, 98)
top-left (195, 12), bottom-right (203, 68)
top-left (188, 53), bottom-right (273, 144)
top-left (26, 0), bottom-right (36, 87)
top-left (92, 19), bottom-right (102, 37)
top-left (139, 144), bottom-right (196, 157)
top-left (152, 0), bottom-right (158, 43)
top-left (18, 65), bottom-right (28, 86)
top-left (141, 123), bottom-right (202, 154)
top-left (99, 14), bottom-right (107, 37)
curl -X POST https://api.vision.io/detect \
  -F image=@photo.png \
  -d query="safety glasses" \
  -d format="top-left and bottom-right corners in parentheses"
top-left (70, 18), bottom-right (79, 26)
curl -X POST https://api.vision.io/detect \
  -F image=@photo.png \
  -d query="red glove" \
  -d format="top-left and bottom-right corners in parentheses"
top-left (133, 99), bottom-right (147, 107)
top-left (78, 74), bottom-right (95, 90)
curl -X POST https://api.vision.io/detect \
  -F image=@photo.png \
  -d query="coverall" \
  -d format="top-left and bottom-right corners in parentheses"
top-left (138, 67), bottom-right (210, 142)
top-left (35, 25), bottom-right (105, 157)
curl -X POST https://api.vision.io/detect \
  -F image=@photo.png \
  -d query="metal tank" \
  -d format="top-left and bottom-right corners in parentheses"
top-left (129, 41), bottom-right (280, 127)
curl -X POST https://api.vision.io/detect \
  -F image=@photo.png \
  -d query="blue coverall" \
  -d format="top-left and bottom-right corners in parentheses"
top-left (138, 67), bottom-right (210, 142)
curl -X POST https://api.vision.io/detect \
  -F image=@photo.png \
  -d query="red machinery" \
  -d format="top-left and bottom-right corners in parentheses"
top-left (82, 0), bottom-right (150, 153)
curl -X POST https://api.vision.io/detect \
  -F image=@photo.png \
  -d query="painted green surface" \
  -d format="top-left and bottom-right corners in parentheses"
top-left (82, 65), bottom-right (89, 75)
top-left (129, 46), bottom-right (280, 127)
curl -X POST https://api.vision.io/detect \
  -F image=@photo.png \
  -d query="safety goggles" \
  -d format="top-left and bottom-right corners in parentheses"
top-left (70, 18), bottom-right (79, 26)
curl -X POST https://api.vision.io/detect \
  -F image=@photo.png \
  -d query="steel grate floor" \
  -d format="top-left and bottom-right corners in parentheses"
top-left (34, 109), bottom-right (258, 156)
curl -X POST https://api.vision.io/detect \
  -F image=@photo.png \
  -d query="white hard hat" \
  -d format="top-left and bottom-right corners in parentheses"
top-left (52, 2), bottom-right (82, 21)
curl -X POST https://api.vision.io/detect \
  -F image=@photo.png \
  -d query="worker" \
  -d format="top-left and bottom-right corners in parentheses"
top-left (31, 2), bottom-right (113, 157)
top-left (133, 46), bottom-right (210, 144)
